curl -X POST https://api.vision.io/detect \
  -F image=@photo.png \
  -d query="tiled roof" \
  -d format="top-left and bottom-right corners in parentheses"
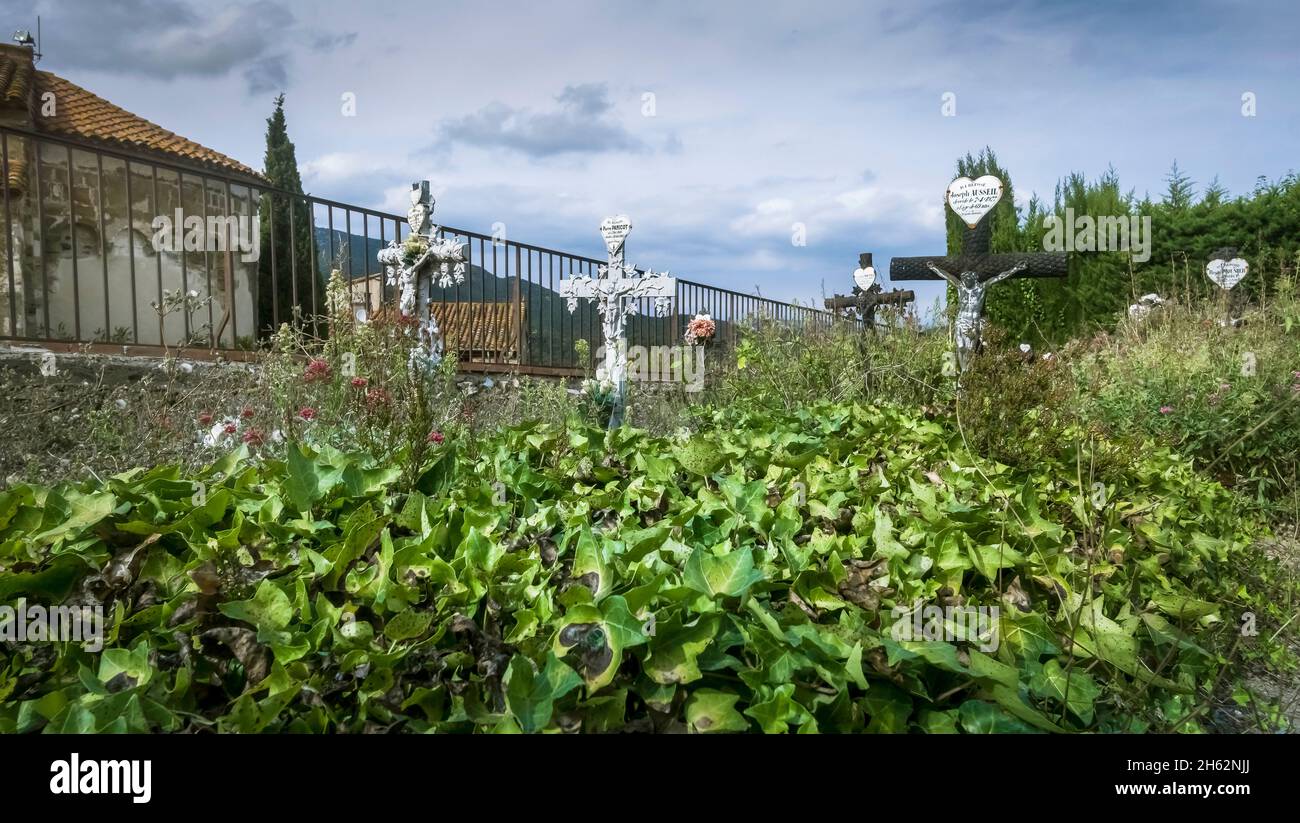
top-left (32, 71), bottom-right (262, 180)
top-left (0, 50), bottom-right (35, 109)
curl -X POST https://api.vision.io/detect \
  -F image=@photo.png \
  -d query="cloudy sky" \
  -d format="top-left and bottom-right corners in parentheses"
top-left (9, 0), bottom-right (1300, 312)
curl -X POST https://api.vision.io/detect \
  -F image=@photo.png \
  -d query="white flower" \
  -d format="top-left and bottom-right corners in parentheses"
top-left (203, 419), bottom-right (237, 448)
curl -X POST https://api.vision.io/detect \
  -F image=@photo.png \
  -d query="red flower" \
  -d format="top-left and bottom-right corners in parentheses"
top-left (298, 406), bottom-right (317, 421)
top-left (351, 376), bottom-right (368, 388)
top-left (303, 358), bottom-right (332, 383)
top-left (427, 430), bottom-right (445, 445)
top-left (198, 411), bottom-right (214, 426)
top-left (240, 406), bottom-right (255, 419)
top-left (364, 387), bottom-right (391, 410)
top-left (242, 427), bottom-right (267, 446)
top-left (223, 422), bottom-right (238, 434)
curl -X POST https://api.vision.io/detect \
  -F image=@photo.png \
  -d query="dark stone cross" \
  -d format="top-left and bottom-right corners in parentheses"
top-left (824, 253), bottom-right (915, 329)
top-left (890, 206), bottom-right (1067, 372)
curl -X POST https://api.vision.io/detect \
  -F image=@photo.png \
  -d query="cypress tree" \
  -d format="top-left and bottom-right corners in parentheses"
top-left (257, 94), bottom-right (318, 336)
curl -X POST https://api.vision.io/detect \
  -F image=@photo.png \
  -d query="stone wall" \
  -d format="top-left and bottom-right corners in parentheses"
top-left (0, 344), bottom-right (260, 487)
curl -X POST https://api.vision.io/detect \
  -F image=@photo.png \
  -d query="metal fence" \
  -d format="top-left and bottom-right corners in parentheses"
top-left (0, 125), bottom-right (852, 374)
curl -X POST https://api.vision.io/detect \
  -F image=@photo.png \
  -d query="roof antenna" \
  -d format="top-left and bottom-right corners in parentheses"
top-left (12, 16), bottom-right (41, 63)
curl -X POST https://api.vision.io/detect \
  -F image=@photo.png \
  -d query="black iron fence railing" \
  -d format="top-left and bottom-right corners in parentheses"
top-left (0, 125), bottom-right (854, 373)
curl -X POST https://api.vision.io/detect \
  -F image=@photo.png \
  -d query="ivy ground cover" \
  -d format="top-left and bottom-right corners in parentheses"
top-left (0, 403), bottom-right (1282, 732)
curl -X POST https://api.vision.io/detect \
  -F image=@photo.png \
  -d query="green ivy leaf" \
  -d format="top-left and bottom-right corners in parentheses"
top-left (505, 653), bottom-right (581, 733)
top-left (219, 579), bottom-right (293, 633)
top-left (685, 688), bottom-right (749, 733)
top-left (683, 545), bottom-right (764, 599)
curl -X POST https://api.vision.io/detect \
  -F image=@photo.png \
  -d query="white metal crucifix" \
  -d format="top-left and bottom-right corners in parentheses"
top-left (560, 215), bottom-right (675, 426)
top-left (375, 181), bottom-right (466, 377)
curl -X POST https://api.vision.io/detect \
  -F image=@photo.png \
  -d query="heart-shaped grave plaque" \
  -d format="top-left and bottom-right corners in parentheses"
top-left (853, 265), bottom-right (876, 292)
top-left (1206, 258), bottom-right (1249, 290)
top-left (599, 215), bottom-right (632, 255)
top-left (946, 175), bottom-right (1004, 228)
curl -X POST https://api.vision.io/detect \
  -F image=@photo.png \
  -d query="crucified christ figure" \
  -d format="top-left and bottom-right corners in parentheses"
top-left (891, 178), bottom-right (1067, 376)
top-left (927, 261), bottom-right (1027, 373)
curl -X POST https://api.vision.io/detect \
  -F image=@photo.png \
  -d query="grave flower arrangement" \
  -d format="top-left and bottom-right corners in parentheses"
top-left (579, 377), bottom-right (619, 428)
top-left (684, 313), bottom-right (716, 345)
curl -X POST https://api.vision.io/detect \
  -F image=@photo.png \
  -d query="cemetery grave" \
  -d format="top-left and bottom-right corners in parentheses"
top-left (823, 253), bottom-right (916, 329)
top-left (891, 176), bottom-right (1068, 373)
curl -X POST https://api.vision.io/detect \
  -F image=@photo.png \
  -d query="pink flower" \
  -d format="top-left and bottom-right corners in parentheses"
top-left (1159, 406), bottom-right (1174, 415)
top-left (223, 421), bottom-right (238, 434)
top-left (303, 358), bottom-right (332, 383)
top-left (298, 406), bottom-right (317, 421)
top-left (241, 427), bottom-right (266, 446)
top-left (240, 406), bottom-right (256, 420)
top-left (684, 313), bottom-right (716, 344)
top-left (197, 411), bottom-right (214, 426)
top-left (364, 387), bottom-right (391, 410)
top-left (427, 430), bottom-right (445, 445)
top-left (351, 376), bottom-right (368, 388)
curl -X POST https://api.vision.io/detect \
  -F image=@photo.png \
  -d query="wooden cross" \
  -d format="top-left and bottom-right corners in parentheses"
top-left (890, 179), bottom-right (1067, 372)
top-left (560, 215), bottom-right (675, 427)
top-left (824, 253), bottom-right (915, 328)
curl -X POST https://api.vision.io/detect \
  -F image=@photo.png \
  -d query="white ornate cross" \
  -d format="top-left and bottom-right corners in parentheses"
top-left (376, 181), bottom-right (466, 376)
top-left (560, 215), bottom-right (675, 424)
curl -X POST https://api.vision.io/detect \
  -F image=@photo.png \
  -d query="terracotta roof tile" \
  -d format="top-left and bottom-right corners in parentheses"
top-left (3, 152), bottom-right (24, 193)
top-left (32, 71), bottom-right (263, 180)
top-left (0, 52), bottom-right (34, 107)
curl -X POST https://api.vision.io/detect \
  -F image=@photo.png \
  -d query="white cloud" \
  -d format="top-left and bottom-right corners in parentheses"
top-left (301, 152), bottom-right (394, 185)
top-left (29, 0), bottom-right (1299, 305)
